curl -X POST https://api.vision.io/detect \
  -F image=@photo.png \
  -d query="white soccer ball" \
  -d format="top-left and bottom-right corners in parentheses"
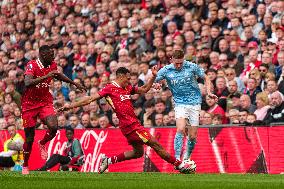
top-left (182, 159), bottom-right (196, 174)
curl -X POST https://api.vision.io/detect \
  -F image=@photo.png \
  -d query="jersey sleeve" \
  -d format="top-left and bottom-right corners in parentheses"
top-left (155, 67), bottom-right (166, 82)
top-left (193, 63), bottom-right (205, 78)
top-left (24, 62), bottom-right (35, 76)
top-left (51, 61), bottom-right (58, 71)
top-left (98, 84), bottom-right (112, 97)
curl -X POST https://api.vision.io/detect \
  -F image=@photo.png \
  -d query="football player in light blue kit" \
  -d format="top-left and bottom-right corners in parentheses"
top-left (155, 49), bottom-right (214, 161)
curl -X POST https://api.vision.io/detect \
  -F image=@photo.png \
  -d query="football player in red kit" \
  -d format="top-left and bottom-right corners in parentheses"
top-left (59, 66), bottom-right (191, 174)
top-left (21, 45), bottom-right (85, 174)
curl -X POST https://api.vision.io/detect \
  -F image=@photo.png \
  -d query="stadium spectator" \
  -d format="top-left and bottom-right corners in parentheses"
top-left (254, 92), bottom-right (270, 121)
top-left (98, 115), bottom-right (114, 129)
top-left (240, 94), bottom-right (257, 113)
top-left (212, 114), bottom-right (223, 125)
top-left (206, 94), bottom-right (227, 124)
top-left (264, 91), bottom-right (284, 124)
top-left (227, 109), bottom-right (240, 124)
top-left (0, 125), bottom-right (24, 170)
top-left (37, 127), bottom-right (84, 171)
top-left (203, 112), bottom-right (213, 125)
top-left (68, 114), bottom-right (84, 129)
top-left (58, 114), bottom-right (68, 130)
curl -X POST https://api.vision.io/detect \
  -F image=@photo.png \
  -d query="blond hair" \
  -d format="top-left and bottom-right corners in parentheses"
top-left (256, 92), bottom-right (269, 105)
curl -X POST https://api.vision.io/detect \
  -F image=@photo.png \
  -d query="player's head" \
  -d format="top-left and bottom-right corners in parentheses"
top-left (171, 49), bottom-right (184, 70)
top-left (116, 67), bottom-right (131, 87)
top-left (65, 126), bottom-right (74, 140)
top-left (39, 45), bottom-right (54, 65)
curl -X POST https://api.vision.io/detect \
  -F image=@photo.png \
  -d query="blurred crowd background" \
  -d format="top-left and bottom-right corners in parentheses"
top-left (0, 0), bottom-right (284, 130)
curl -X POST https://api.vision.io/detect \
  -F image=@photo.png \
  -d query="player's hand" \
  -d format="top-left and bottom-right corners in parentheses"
top-left (57, 104), bottom-right (71, 112)
top-left (74, 83), bottom-right (87, 93)
top-left (151, 64), bottom-right (160, 77)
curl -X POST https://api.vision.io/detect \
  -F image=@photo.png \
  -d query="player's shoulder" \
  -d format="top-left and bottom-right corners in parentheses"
top-left (27, 59), bottom-right (37, 66)
top-left (102, 82), bottom-right (113, 89)
top-left (160, 64), bottom-right (174, 72)
top-left (184, 60), bottom-right (200, 70)
top-left (184, 60), bottom-right (197, 67)
top-left (25, 60), bottom-right (37, 72)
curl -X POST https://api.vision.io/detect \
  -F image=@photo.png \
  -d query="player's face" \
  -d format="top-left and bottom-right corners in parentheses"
top-left (40, 49), bottom-right (55, 65)
top-left (121, 73), bottom-right (131, 87)
top-left (171, 58), bottom-right (184, 70)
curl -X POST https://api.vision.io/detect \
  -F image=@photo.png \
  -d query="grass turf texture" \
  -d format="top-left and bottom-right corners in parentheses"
top-left (1, 172), bottom-right (284, 189)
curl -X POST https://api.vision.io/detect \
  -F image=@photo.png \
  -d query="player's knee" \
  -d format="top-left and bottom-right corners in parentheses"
top-left (176, 128), bottom-right (184, 133)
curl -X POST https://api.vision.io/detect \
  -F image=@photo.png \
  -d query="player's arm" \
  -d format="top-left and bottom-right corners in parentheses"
top-left (203, 74), bottom-right (216, 98)
top-left (24, 71), bottom-right (57, 87)
top-left (58, 93), bottom-right (101, 112)
top-left (136, 65), bottom-right (159, 94)
top-left (54, 72), bottom-right (86, 92)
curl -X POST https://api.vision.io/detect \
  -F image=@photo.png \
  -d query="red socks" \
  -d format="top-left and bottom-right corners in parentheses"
top-left (110, 153), bottom-right (126, 164)
top-left (40, 129), bottom-right (57, 145)
top-left (23, 142), bottom-right (33, 167)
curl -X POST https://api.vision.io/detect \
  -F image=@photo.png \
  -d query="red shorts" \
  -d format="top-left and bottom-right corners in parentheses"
top-left (22, 104), bottom-right (56, 128)
top-left (125, 127), bottom-right (152, 145)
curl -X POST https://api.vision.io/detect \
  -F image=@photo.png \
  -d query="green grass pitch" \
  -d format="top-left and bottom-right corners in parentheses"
top-left (1, 172), bottom-right (284, 189)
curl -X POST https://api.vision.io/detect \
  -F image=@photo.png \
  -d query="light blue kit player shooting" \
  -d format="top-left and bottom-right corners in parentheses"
top-left (155, 49), bottom-right (214, 161)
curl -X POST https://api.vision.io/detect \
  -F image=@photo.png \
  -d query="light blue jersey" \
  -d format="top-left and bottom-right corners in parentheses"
top-left (155, 61), bottom-right (205, 105)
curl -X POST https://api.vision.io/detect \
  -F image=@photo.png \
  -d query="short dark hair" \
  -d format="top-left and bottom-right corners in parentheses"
top-left (39, 45), bottom-right (51, 53)
top-left (65, 126), bottom-right (74, 133)
top-left (116, 67), bottom-right (130, 76)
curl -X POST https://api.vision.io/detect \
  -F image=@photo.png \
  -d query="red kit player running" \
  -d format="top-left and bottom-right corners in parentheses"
top-left (21, 45), bottom-right (85, 174)
top-left (59, 67), bottom-right (191, 174)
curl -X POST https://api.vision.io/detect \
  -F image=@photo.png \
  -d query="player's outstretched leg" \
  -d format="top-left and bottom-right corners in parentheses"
top-left (99, 144), bottom-right (144, 173)
top-left (39, 115), bottom-right (58, 160)
top-left (146, 136), bottom-right (190, 173)
top-left (174, 132), bottom-right (184, 160)
top-left (22, 127), bottom-right (35, 174)
top-left (185, 126), bottom-right (198, 160)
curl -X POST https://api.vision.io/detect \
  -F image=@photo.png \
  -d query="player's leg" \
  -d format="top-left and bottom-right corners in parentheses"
top-left (99, 143), bottom-right (144, 173)
top-left (185, 126), bottom-right (197, 160)
top-left (38, 105), bottom-right (58, 159)
top-left (146, 136), bottom-right (182, 168)
top-left (174, 105), bottom-right (187, 160)
top-left (22, 110), bottom-right (37, 174)
top-left (40, 115), bottom-right (58, 145)
top-left (22, 127), bottom-right (35, 174)
top-left (185, 105), bottom-right (200, 160)
top-left (38, 154), bottom-right (70, 171)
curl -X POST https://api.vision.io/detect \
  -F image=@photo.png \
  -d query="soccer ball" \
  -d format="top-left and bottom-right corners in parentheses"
top-left (181, 159), bottom-right (196, 174)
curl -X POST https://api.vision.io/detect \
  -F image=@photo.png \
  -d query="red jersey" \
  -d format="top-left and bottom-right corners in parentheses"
top-left (21, 59), bottom-right (57, 111)
top-left (98, 81), bottom-right (140, 135)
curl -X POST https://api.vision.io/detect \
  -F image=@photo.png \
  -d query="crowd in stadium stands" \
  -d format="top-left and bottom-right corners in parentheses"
top-left (0, 0), bottom-right (284, 130)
